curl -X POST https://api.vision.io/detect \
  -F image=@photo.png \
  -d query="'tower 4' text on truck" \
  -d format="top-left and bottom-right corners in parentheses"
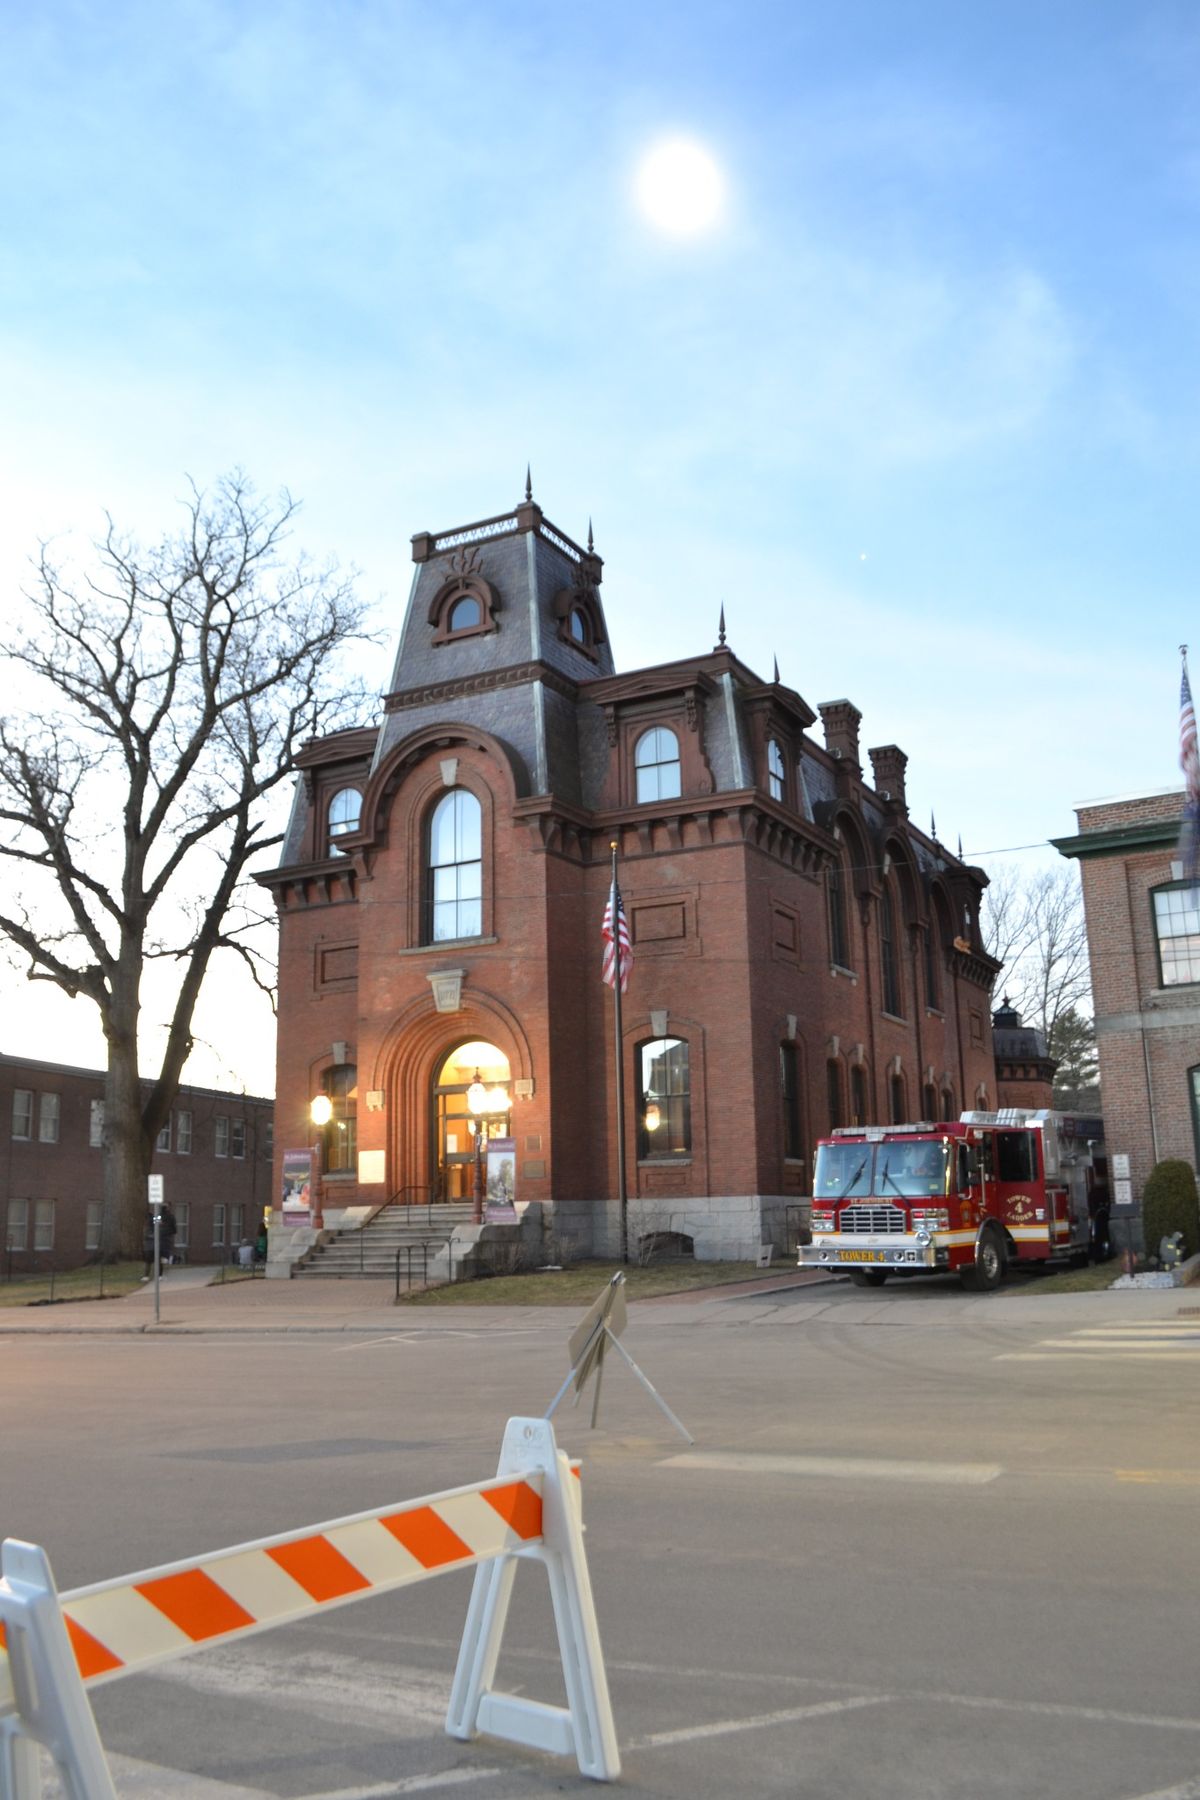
top-left (798, 1110), bottom-right (1108, 1291)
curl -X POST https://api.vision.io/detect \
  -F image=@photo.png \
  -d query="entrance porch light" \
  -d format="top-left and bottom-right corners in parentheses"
top-left (310, 1093), bottom-right (333, 1229)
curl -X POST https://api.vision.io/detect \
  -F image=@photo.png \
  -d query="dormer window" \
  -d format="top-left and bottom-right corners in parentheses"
top-left (635, 726), bottom-right (681, 803)
top-left (767, 738), bottom-right (785, 802)
top-left (449, 595), bottom-right (481, 632)
top-left (552, 583), bottom-right (605, 661)
top-left (327, 787), bottom-right (362, 855)
top-left (428, 572), bottom-right (500, 645)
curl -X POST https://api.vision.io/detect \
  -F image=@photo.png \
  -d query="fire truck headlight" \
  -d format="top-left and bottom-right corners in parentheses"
top-left (915, 1228), bottom-right (931, 1248)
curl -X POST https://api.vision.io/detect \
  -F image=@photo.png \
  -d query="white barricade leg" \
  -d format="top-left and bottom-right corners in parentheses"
top-left (0, 1541), bottom-right (118, 1800)
top-left (446, 1418), bottom-right (620, 1782)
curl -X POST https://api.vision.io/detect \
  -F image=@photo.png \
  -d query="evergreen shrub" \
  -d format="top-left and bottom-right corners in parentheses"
top-left (1141, 1160), bottom-right (1200, 1261)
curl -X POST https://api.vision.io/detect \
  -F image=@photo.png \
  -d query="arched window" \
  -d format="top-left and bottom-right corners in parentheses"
top-left (780, 1043), bottom-right (804, 1161)
top-left (826, 1060), bottom-right (843, 1131)
top-left (940, 1086), bottom-right (955, 1123)
top-left (634, 727), bottom-right (681, 803)
top-left (427, 788), bottom-right (482, 942)
top-left (448, 594), bottom-right (481, 632)
top-left (638, 1037), bottom-right (691, 1158)
top-left (923, 1083), bottom-right (938, 1123)
top-left (890, 1073), bottom-right (906, 1124)
top-left (880, 886), bottom-right (902, 1016)
top-left (767, 739), bottom-right (785, 802)
top-left (828, 859), bottom-right (850, 969)
top-left (327, 787), bottom-right (362, 854)
top-left (320, 1065), bottom-right (357, 1174)
top-left (851, 1064), bottom-right (868, 1127)
top-left (569, 606), bottom-right (587, 644)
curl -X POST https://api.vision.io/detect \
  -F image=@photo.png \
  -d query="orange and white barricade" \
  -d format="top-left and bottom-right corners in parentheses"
top-left (0, 1417), bottom-right (619, 1795)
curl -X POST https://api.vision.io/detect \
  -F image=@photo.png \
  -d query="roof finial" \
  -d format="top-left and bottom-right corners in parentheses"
top-left (525, 465), bottom-right (532, 502)
top-left (773, 654), bottom-right (780, 684)
top-left (587, 517), bottom-right (594, 554)
top-left (957, 833), bottom-right (964, 860)
top-left (717, 604), bottom-right (727, 649)
top-left (930, 810), bottom-right (937, 841)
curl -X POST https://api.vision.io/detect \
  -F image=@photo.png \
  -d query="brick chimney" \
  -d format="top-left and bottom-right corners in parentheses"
top-left (868, 744), bottom-right (908, 815)
top-left (818, 700), bottom-right (862, 771)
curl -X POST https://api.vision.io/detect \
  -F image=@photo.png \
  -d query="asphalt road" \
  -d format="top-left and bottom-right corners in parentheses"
top-left (4, 1277), bottom-right (1200, 1799)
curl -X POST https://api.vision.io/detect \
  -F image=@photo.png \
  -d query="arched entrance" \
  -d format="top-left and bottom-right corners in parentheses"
top-left (432, 1040), bottom-right (512, 1202)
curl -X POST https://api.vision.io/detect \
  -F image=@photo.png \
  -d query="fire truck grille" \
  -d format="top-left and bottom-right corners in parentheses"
top-left (838, 1204), bottom-right (907, 1234)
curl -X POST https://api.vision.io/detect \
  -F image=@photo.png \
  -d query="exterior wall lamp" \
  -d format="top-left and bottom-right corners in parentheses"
top-left (310, 1092), bottom-right (333, 1230)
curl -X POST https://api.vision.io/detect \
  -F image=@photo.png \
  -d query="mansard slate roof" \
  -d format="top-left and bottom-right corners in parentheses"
top-left (268, 486), bottom-right (992, 942)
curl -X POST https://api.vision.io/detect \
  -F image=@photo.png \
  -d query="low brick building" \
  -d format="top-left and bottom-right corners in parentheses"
top-left (260, 488), bottom-right (1000, 1261)
top-left (1054, 789), bottom-right (1198, 1239)
top-left (1, 1053), bottom-right (274, 1270)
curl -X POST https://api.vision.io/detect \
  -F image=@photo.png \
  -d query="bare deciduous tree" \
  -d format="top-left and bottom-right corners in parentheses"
top-left (981, 862), bottom-right (1093, 1052)
top-left (0, 474), bottom-right (373, 1253)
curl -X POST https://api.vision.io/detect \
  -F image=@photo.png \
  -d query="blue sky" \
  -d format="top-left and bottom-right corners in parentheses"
top-left (2, 1), bottom-right (1197, 1093)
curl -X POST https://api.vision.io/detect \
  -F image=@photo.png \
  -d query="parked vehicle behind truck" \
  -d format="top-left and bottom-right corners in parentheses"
top-left (798, 1110), bottom-right (1107, 1290)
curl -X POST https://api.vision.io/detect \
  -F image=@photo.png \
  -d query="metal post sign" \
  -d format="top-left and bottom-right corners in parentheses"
top-left (147, 1175), bottom-right (164, 1211)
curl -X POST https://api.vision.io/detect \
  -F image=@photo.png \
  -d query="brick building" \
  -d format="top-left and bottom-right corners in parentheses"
top-left (991, 997), bottom-right (1056, 1111)
top-left (1054, 789), bottom-right (1198, 1235)
top-left (1, 1053), bottom-right (274, 1270)
top-left (260, 488), bottom-right (1000, 1261)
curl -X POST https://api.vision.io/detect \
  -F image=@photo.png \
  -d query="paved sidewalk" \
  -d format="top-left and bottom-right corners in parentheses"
top-left (1, 1262), bottom-right (1196, 1334)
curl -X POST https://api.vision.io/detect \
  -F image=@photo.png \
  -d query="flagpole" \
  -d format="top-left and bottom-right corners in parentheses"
top-left (610, 839), bottom-right (629, 1264)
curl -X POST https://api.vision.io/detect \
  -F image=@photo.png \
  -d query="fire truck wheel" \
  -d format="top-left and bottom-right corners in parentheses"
top-left (848, 1269), bottom-right (888, 1288)
top-left (961, 1226), bottom-right (1006, 1293)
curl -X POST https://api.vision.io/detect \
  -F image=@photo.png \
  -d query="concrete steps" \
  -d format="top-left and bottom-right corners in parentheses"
top-left (297, 1205), bottom-right (475, 1280)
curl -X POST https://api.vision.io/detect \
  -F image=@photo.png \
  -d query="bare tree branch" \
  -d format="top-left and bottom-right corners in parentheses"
top-left (0, 471), bottom-right (378, 1251)
top-left (981, 863), bottom-right (1092, 1045)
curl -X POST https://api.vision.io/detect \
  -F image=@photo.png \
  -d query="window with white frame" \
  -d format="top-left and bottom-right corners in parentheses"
top-left (212, 1204), bottom-right (226, 1246)
top-left (328, 787), bottom-right (363, 855)
top-left (89, 1100), bottom-right (105, 1148)
top-left (634, 727), bottom-right (681, 803)
top-left (12, 1090), bottom-right (32, 1139)
top-left (175, 1203), bottom-right (190, 1248)
top-left (34, 1200), bottom-right (55, 1251)
top-left (215, 1116), bottom-right (230, 1158)
top-left (231, 1118), bottom-right (246, 1159)
top-left (1153, 883), bottom-right (1200, 986)
top-left (177, 1110), bottom-right (192, 1154)
top-left (6, 1198), bottom-right (28, 1250)
top-left (39, 1094), bottom-right (60, 1143)
top-left (156, 1116), bottom-right (171, 1152)
top-left (85, 1201), bottom-right (104, 1251)
top-left (767, 738), bottom-right (785, 802)
top-left (427, 788), bottom-right (483, 942)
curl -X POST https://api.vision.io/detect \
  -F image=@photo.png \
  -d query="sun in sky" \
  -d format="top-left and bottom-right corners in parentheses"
top-left (634, 136), bottom-right (726, 236)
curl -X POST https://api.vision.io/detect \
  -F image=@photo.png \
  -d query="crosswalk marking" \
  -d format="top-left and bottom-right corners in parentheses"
top-left (997, 1319), bottom-right (1200, 1364)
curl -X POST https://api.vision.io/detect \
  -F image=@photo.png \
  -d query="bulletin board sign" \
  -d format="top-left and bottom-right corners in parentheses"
top-left (485, 1137), bottom-right (518, 1221)
top-left (281, 1148), bottom-right (313, 1227)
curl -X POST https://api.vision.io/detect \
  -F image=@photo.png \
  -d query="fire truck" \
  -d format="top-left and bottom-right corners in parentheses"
top-left (798, 1110), bottom-right (1107, 1290)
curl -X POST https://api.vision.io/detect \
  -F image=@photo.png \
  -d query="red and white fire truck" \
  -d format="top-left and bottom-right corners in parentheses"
top-left (798, 1110), bottom-right (1107, 1290)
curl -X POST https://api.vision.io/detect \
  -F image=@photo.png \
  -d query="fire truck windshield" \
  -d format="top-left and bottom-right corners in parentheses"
top-left (814, 1140), bottom-right (949, 1200)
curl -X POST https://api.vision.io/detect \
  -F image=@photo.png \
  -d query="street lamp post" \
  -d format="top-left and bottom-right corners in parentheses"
top-left (466, 1070), bottom-right (511, 1226)
top-left (310, 1093), bottom-right (332, 1231)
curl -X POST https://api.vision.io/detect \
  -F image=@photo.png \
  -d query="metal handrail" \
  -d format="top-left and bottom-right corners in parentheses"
top-left (395, 1237), bottom-right (454, 1299)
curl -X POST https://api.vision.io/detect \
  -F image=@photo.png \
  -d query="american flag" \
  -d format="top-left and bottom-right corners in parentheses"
top-left (1180, 656), bottom-right (1200, 878)
top-left (601, 879), bottom-right (633, 993)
